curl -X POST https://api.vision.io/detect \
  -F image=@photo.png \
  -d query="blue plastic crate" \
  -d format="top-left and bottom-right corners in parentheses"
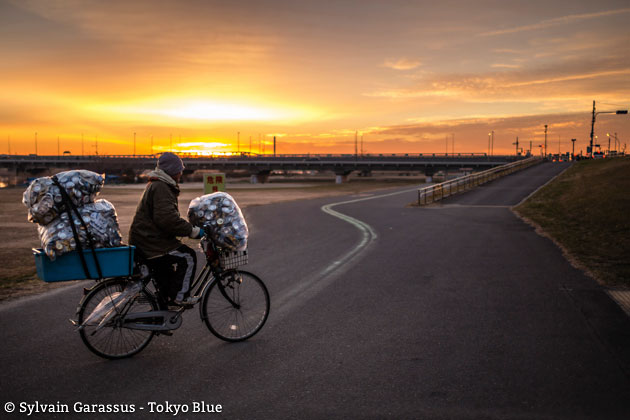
top-left (33, 246), bottom-right (135, 282)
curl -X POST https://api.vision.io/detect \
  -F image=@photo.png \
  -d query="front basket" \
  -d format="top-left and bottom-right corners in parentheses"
top-left (219, 249), bottom-right (248, 270)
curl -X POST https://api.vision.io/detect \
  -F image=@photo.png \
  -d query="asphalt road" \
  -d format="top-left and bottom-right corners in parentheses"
top-left (1, 161), bottom-right (629, 420)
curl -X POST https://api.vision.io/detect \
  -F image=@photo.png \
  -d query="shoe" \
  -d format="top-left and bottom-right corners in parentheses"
top-left (173, 296), bottom-right (200, 307)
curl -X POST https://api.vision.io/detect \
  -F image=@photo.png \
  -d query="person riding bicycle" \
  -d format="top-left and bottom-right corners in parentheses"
top-left (129, 152), bottom-right (203, 306)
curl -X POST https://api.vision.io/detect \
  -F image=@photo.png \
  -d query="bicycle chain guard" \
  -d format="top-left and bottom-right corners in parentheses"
top-left (122, 310), bottom-right (183, 331)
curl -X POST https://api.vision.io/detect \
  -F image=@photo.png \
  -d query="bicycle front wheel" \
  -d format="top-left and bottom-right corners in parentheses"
top-left (201, 270), bottom-right (270, 342)
top-left (78, 278), bottom-right (157, 359)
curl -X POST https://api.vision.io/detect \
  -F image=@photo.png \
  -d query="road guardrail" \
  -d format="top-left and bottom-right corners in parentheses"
top-left (417, 156), bottom-right (542, 206)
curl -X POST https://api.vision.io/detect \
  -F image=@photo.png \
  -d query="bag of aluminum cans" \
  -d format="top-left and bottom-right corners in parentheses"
top-left (37, 199), bottom-right (123, 260)
top-left (23, 170), bottom-right (104, 224)
top-left (188, 192), bottom-right (248, 251)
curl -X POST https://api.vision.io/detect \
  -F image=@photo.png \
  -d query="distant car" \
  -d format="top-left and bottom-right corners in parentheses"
top-left (593, 152), bottom-right (604, 159)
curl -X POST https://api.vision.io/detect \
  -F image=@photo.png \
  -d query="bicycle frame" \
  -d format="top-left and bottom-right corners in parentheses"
top-left (75, 239), bottom-right (246, 335)
top-left (131, 242), bottom-right (242, 327)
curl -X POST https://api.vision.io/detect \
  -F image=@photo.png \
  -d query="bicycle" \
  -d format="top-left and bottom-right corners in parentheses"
top-left (73, 238), bottom-right (270, 359)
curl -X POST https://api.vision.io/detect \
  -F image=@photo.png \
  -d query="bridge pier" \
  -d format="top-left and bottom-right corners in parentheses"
top-left (424, 168), bottom-right (435, 183)
top-left (335, 170), bottom-right (352, 184)
top-left (250, 170), bottom-right (270, 184)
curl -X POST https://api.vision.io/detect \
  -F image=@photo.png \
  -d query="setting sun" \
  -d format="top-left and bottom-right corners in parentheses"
top-left (1, 1), bottom-right (628, 156)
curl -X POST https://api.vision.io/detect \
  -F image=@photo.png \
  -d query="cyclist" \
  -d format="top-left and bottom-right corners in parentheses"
top-left (129, 152), bottom-right (203, 306)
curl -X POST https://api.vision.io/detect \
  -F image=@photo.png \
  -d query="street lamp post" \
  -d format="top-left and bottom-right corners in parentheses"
top-left (544, 125), bottom-right (548, 159)
top-left (608, 132), bottom-right (620, 154)
top-left (589, 100), bottom-right (628, 157)
top-left (488, 132), bottom-right (491, 156)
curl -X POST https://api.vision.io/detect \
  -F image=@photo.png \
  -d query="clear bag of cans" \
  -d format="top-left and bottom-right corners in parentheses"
top-left (188, 192), bottom-right (248, 251)
top-left (37, 199), bottom-right (123, 260)
top-left (23, 170), bottom-right (104, 224)
top-left (23, 170), bottom-right (122, 260)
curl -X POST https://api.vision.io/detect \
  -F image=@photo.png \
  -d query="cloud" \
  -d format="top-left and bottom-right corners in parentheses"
top-left (365, 54), bottom-right (630, 109)
top-left (383, 58), bottom-right (422, 71)
top-left (479, 7), bottom-right (630, 37)
top-left (491, 64), bottom-right (521, 69)
top-left (502, 69), bottom-right (630, 88)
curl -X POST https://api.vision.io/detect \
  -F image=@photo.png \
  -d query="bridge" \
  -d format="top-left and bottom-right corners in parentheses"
top-left (0, 153), bottom-right (528, 184)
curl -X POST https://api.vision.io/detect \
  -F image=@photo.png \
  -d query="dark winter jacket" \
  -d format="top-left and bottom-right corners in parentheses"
top-left (129, 169), bottom-right (194, 258)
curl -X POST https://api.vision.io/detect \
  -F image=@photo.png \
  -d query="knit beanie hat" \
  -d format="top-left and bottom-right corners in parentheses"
top-left (157, 152), bottom-right (184, 177)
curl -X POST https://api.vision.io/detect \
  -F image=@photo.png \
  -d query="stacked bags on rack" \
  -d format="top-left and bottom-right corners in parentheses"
top-left (23, 170), bottom-right (122, 260)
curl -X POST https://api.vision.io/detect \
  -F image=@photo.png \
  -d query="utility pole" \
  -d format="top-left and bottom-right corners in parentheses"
top-left (616, 132), bottom-right (619, 152)
top-left (588, 102), bottom-right (628, 157)
top-left (571, 138), bottom-right (576, 157)
top-left (488, 133), bottom-right (491, 156)
top-left (273, 136), bottom-right (276, 156)
top-left (361, 134), bottom-right (364, 156)
top-left (491, 130), bottom-right (494, 156)
top-left (514, 136), bottom-right (519, 155)
top-left (544, 125), bottom-right (548, 158)
top-left (529, 140), bottom-right (532, 156)
top-left (589, 100), bottom-right (596, 157)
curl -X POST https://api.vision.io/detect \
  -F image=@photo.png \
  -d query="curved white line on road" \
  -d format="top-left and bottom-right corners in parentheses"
top-left (318, 186), bottom-right (420, 277)
top-left (265, 186), bottom-right (421, 320)
top-left (319, 203), bottom-right (377, 277)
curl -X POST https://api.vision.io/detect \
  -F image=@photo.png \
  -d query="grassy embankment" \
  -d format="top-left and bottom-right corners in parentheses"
top-left (514, 157), bottom-right (630, 288)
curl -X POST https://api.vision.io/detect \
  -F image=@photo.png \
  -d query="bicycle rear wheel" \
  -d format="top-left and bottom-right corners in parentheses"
top-left (201, 270), bottom-right (270, 342)
top-left (78, 278), bottom-right (157, 359)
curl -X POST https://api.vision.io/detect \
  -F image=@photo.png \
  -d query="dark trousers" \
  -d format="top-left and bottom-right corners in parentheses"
top-left (149, 244), bottom-right (197, 302)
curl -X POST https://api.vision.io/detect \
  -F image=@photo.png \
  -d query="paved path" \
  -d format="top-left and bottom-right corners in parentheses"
top-left (1, 161), bottom-right (629, 419)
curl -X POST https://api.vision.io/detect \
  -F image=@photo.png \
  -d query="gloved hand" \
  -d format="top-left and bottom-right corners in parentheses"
top-left (189, 227), bottom-right (205, 239)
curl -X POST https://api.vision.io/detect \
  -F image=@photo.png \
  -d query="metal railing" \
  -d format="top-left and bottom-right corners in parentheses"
top-left (417, 156), bottom-right (541, 206)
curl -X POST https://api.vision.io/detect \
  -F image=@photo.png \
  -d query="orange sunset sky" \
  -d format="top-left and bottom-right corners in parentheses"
top-left (1, 0), bottom-right (629, 156)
